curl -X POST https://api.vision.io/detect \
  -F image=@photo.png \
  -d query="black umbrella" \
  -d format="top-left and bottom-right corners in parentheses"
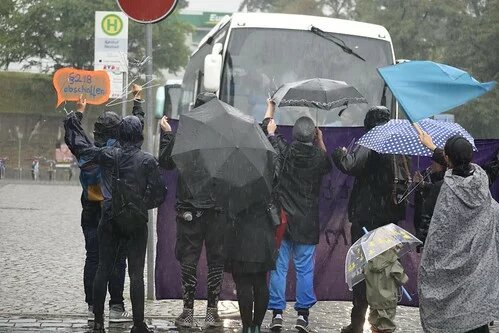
top-left (172, 99), bottom-right (276, 214)
top-left (272, 78), bottom-right (367, 111)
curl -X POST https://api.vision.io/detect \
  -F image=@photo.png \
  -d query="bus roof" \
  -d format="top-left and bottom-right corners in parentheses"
top-left (197, 12), bottom-right (392, 51)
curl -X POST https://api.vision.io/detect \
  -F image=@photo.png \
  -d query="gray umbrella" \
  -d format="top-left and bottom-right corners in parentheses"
top-left (172, 99), bottom-right (276, 214)
top-left (272, 78), bottom-right (367, 111)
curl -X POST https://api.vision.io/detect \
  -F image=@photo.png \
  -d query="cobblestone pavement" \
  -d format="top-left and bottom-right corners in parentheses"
top-left (0, 183), bottom-right (496, 333)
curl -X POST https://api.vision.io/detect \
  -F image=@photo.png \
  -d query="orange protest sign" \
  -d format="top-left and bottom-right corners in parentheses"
top-left (53, 68), bottom-right (111, 107)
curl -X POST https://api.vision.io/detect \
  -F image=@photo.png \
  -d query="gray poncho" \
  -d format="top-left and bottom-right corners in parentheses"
top-left (419, 164), bottom-right (499, 333)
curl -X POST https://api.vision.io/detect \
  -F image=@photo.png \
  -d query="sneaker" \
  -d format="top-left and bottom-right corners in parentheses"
top-left (295, 315), bottom-right (311, 333)
top-left (88, 305), bottom-right (94, 321)
top-left (175, 308), bottom-right (194, 328)
top-left (340, 323), bottom-right (363, 333)
top-left (109, 304), bottom-right (133, 323)
top-left (204, 307), bottom-right (223, 328)
top-left (269, 314), bottom-right (283, 330)
top-left (130, 322), bottom-right (153, 333)
top-left (93, 321), bottom-right (105, 333)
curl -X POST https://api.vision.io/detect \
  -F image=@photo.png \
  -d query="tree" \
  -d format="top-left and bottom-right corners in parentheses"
top-left (236, 0), bottom-right (499, 137)
top-left (239, 0), bottom-right (354, 18)
top-left (354, 0), bottom-right (499, 138)
top-left (0, 0), bottom-right (192, 75)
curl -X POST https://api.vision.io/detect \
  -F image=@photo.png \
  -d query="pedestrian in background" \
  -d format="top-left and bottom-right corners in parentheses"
top-left (0, 157), bottom-right (7, 179)
top-left (31, 159), bottom-right (39, 181)
top-left (264, 99), bottom-right (332, 333)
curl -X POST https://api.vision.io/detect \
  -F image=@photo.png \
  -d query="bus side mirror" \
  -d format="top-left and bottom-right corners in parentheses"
top-left (155, 86), bottom-right (165, 119)
top-left (204, 43), bottom-right (223, 93)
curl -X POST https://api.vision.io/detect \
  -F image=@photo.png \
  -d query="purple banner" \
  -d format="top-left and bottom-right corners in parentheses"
top-left (155, 123), bottom-right (499, 306)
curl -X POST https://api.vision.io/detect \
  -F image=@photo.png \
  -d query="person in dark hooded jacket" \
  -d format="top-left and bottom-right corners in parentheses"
top-left (263, 100), bottom-right (331, 333)
top-left (224, 198), bottom-right (277, 333)
top-left (332, 106), bottom-right (401, 333)
top-left (64, 96), bottom-right (166, 333)
top-left (64, 87), bottom-right (144, 323)
top-left (158, 92), bottom-right (226, 329)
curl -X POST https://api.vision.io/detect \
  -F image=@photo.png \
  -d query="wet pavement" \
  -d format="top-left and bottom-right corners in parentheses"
top-left (0, 182), bottom-right (496, 333)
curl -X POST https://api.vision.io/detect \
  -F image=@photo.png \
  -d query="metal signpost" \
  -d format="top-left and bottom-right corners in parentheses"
top-left (94, 11), bottom-right (129, 117)
top-left (116, 0), bottom-right (179, 300)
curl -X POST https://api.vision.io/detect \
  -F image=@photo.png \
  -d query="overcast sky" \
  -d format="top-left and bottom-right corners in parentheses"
top-left (186, 0), bottom-right (244, 13)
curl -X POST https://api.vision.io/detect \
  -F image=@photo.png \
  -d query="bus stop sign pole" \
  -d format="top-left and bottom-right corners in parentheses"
top-left (117, 0), bottom-right (179, 301)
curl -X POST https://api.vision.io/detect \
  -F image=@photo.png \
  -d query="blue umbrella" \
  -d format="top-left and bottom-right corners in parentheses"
top-left (356, 118), bottom-right (477, 156)
top-left (378, 61), bottom-right (496, 123)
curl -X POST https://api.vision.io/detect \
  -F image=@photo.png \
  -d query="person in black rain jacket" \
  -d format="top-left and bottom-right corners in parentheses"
top-left (157, 93), bottom-right (225, 329)
top-left (64, 97), bottom-right (166, 333)
top-left (332, 106), bottom-right (399, 333)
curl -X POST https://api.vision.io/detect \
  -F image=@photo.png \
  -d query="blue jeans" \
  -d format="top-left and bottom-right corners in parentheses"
top-left (81, 201), bottom-right (126, 307)
top-left (268, 238), bottom-right (317, 311)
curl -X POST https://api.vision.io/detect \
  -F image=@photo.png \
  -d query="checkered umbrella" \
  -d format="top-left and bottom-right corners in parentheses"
top-left (356, 118), bottom-right (477, 156)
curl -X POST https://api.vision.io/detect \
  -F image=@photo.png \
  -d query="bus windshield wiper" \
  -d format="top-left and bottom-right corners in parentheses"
top-left (310, 26), bottom-right (366, 62)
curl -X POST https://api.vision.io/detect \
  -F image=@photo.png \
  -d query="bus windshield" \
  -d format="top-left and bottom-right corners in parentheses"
top-left (220, 28), bottom-right (394, 126)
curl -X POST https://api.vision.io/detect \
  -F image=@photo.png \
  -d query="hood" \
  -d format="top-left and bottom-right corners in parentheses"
top-left (368, 248), bottom-right (398, 272)
top-left (444, 164), bottom-right (490, 208)
top-left (118, 116), bottom-right (143, 146)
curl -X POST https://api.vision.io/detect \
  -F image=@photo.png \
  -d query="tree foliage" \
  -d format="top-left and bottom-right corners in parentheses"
top-left (0, 0), bottom-right (192, 75)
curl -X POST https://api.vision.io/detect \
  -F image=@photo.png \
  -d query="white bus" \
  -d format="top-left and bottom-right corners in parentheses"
top-left (159, 13), bottom-right (397, 126)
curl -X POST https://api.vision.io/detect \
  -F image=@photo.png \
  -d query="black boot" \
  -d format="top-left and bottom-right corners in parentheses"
top-left (93, 321), bottom-right (105, 333)
top-left (241, 325), bottom-right (251, 333)
top-left (130, 322), bottom-right (153, 333)
top-left (340, 323), bottom-right (363, 333)
top-left (252, 325), bottom-right (262, 333)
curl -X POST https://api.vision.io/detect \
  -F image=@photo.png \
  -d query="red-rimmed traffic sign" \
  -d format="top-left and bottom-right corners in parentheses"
top-left (116, 0), bottom-right (178, 24)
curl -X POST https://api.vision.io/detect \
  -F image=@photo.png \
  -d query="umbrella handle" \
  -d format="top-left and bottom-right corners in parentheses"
top-left (362, 226), bottom-right (412, 302)
top-left (401, 286), bottom-right (413, 302)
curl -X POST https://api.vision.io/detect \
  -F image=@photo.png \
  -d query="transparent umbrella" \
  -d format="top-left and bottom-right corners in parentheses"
top-left (345, 223), bottom-right (422, 291)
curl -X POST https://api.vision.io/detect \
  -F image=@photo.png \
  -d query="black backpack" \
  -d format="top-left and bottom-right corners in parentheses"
top-left (111, 151), bottom-right (166, 233)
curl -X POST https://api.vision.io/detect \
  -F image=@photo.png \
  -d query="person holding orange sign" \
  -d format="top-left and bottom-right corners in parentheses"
top-left (64, 85), bottom-right (144, 327)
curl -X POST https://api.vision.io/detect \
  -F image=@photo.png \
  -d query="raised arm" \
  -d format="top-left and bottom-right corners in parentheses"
top-left (131, 84), bottom-right (145, 127)
top-left (64, 95), bottom-right (93, 158)
top-left (63, 95), bottom-right (114, 168)
top-left (158, 116), bottom-right (176, 170)
top-left (264, 98), bottom-right (276, 119)
top-left (332, 145), bottom-right (370, 176)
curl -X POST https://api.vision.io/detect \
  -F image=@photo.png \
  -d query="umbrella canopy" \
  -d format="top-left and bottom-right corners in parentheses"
top-left (356, 118), bottom-right (477, 157)
top-left (272, 78), bottom-right (367, 110)
top-left (171, 99), bottom-right (276, 214)
top-left (378, 61), bottom-right (496, 123)
top-left (345, 223), bottom-right (421, 290)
